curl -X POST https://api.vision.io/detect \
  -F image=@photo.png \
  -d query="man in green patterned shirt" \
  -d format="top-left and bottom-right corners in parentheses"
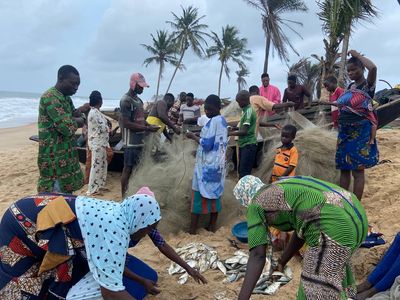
top-left (37, 65), bottom-right (86, 193)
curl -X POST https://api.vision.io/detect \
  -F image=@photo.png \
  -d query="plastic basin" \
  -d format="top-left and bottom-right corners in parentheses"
top-left (231, 221), bottom-right (248, 243)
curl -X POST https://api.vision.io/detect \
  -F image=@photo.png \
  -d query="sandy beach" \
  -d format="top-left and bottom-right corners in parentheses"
top-left (1, 124), bottom-right (399, 300)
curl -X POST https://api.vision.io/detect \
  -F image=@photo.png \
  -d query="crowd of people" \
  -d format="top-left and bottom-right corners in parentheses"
top-left (0, 49), bottom-right (396, 300)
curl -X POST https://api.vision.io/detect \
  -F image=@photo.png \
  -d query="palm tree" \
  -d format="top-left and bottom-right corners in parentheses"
top-left (244, 0), bottom-right (308, 73)
top-left (207, 25), bottom-right (251, 97)
top-left (337, 0), bottom-right (378, 86)
top-left (288, 58), bottom-right (321, 102)
top-left (236, 67), bottom-right (250, 92)
top-left (165, 5), bottom-right (210, 93)
top-left (141, 30), bottom-right (180, 100)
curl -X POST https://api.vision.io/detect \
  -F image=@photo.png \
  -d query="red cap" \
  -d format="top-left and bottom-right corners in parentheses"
top-left (130, 73), bottom-right (149, 89)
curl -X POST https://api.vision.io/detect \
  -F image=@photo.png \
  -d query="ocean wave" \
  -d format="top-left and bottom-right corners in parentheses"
top-left (0, 95), bottom-right (120, 128)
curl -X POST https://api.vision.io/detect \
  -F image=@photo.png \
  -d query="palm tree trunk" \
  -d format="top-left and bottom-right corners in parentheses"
top-left (155, 62), bottom-right (162, 101)
top-left (166, 50), bottom-right (185, 94)
top-left (338, 31), bottom-right (350, 88)
top-left (218, 62), bottom-right (224, 97)
top-left (263, 36), bottom-right (271, 74)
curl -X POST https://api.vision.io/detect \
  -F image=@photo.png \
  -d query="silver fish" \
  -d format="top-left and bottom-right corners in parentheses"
top-left (225, 256), bottom-right (241, 265)
top-left (264, 281), bottom-right (282, 294)
top-left (178, 273), bottom-right (189, 285)
top-left (239, 256), bottom-right (248, 265)
top-left (216, 261), bottom-right (227, 275)
top-left (284, 266), bottom-right (293, 279)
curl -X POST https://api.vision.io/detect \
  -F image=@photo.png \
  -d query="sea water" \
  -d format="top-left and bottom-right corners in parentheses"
top-left (0, 91), bottom-right (120, 128)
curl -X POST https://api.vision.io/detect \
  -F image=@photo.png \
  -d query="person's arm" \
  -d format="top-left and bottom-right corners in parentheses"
top-left (156, 102), bottom-right (179, 134)
top-left (163, 127), bottom-right (173, 142)
top-left (259, 121), bottom-right (281, 130)
top-left (272, 101), bottom-right (295, 111)
top-left (186, 132), bottom-right (200, 144)
top-left (302, 85), bottom-right (311, 98)
top-left (45, 97), bottom-right (79, 136)
top-left (238, 245), bottom-right (267, 300)
top-left (280, 147), bottom-right (298, 177)
top-left (123, 267), bottom-right (160, 295)
top-left (348, 50), bottom-right (377, 87)
top-left (369, 124), bottom-right (377, 144)
top-left (120, 100), bottom-right (158, 132)
top-left (239, 204), bottom-right (270, 300)
top-left (282, 89), bottom-right (288, 103)
top-left (280, 165), bottom-right (295, 177)
top-left (158, 242), bottom-right (207, 284)
top-left (100, 287), bottom-right (135, 300)
top-left (229, 124), bottom-right (249, 137)
top-left (277, 233), bottom-right (305, 270)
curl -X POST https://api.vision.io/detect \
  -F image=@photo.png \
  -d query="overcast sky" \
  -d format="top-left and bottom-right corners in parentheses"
top-left (0, 0), bottom-right (399, 100)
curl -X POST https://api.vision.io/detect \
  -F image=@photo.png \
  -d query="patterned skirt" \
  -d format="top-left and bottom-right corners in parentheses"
top-left (336, 119), bottom-right (379, 170)
top-left (0, 194), bottom-right (88, 299)
top-left (191, 190), bottom-right (221, 214)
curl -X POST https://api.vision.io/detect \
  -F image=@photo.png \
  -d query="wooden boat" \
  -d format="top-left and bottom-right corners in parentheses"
top-left (30, 95), bottom-right (400, 173)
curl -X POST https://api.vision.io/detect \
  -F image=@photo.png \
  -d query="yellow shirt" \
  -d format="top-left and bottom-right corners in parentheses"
top-left (146, 116), bottom-right (165, 133)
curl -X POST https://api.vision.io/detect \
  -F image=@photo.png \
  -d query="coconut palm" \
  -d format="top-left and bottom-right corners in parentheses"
top-left (206, 25), bottom-right (251, 97)
top-left (236, 67), bottom-right (250, 92)
top-left (317, 0), bottom-right (377, 86)
top-left (244, 0), bottom-right (308, 73)
top-left (337, 0), bottom-right (378, 85)
top-left (141, 30), bottom-right (180, 100)
top-left (288, 58), bottom-right (322, 102)
top-left (165, 5), bottom-right (210, 93)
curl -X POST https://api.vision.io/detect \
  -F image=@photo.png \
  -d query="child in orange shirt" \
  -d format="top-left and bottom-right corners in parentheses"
top-left (270, 124), bottom-right (298, 183)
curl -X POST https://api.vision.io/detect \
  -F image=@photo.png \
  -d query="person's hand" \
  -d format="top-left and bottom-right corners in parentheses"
top-left (147, 125), bottom-right (160, 132)
top-left (173, 126), bottom-right (181, 135)
top-left (274, 124), bottom-right (281, 130)
top-left (186, 268), bottom-right (207, 284)
top-left (272, 259), bottom-right (285, 273)
top-left (186, 131), bottom-right (196, 140)
top-left (142, 279), bottom-right (161, 295)
top-left (348, 50), bottom-right (361, 57)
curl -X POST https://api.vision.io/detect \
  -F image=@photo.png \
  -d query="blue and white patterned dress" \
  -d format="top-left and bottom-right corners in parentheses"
top-left (192, 115), bottom-right (228, 199)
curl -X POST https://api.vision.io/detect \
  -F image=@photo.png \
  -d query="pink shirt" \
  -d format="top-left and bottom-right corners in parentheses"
top-left (259, 84), bottom-right (281, 116)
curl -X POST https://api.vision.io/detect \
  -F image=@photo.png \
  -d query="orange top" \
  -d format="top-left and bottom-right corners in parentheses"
top-left (271, 145), bottom-right (298, 182)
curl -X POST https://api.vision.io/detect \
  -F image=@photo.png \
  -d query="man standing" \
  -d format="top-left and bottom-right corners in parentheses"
top-left (179, 93), bottom-right (201, 125)
top-left (259, 73), bottom-right (281, 116)
top-left (119, 73), bottom-right (159, 197)
top-left (37, 65), bottom-right (85, 193)
top-left (146, 93), bottom-right (181, 154)
top-left (168, 91), bottom-right (186, 125)
top-left (229, 90), bottom-right (258, 179)
top-left (282, 74), bottom-right (311, 110)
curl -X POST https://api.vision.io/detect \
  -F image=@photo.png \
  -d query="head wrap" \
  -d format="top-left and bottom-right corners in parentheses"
top-left (75, 194), bottom-right (161, 291)
top-left (233, 175), bottom-right (265, 207)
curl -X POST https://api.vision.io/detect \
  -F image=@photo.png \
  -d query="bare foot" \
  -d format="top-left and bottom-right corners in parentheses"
top-left (357, 287), bottom-right (378, 300)
top-left (357, 280), bottom-right (373, 293)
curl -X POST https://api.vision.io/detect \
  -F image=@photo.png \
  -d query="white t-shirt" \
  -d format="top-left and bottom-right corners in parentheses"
top-left (197, 115), bottom-right (210, 127)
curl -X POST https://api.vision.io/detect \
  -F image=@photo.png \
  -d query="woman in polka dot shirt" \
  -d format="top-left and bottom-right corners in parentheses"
top-left (0, 189), bottom-right (206, 300)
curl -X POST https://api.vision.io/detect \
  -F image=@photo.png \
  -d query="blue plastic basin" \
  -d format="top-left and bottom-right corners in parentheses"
top-left (232, 221), bottom-right (248, 243)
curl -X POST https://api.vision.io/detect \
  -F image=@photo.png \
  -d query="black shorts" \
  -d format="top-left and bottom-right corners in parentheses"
top-left (124, 147), bottom-right (143, 167)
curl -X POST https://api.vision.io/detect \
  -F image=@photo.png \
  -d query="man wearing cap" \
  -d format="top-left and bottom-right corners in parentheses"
top-left (119, 73), bottom-right (159, 196)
